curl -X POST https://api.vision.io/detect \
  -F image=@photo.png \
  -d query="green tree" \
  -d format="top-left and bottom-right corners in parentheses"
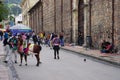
top-left (0, 1), bottom-right (9, 22)
top-left (9, 5), bottom-right (21, 16)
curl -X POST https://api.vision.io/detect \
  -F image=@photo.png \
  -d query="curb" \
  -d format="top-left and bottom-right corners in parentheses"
top-left (61, 47), bottom-right (120, 67)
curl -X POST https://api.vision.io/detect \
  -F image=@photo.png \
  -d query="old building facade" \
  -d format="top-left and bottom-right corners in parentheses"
top-left (89, 0), bottom-right (120, 49)
top-left (29, 0), bottom-right (73, 43)
top-left (21, 0), bottom-right (39, 26)
top-left (23, 0), bottom-right (120, 50)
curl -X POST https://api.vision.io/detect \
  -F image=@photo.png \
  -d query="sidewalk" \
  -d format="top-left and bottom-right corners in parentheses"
top-left (0, 64), bottom-right (9, 80)
top-left (61, 44), bottom-right (120, 66)
top-left (0, 41), bottom-right (10, 80)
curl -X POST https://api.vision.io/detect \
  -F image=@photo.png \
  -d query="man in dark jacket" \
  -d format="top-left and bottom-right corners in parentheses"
top-left (32, 34), bottom-right (38, 44)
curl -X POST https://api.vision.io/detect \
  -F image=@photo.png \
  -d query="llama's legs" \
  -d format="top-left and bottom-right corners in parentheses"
top-left (35, 54), bottom-right (40, 66)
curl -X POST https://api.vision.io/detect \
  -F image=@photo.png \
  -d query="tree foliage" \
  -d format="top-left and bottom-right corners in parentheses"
top-left (8, 4), bottom-right (21, 16)
top-left (5, 0), bottom-right (22, 16)
top-left (0, 0), bottom-right (22, 22)
top-left (4, 0), bottom-right (21, 4)
top-left (0, 2), bottom-right (9, 22)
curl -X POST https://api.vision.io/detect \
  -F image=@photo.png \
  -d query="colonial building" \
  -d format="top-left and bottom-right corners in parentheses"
top-left (28, 0), bottom-right (73, 42)
top-left (21, 0), bottom-right (39, 26)
top-left (23, 0), bottom-right (120, 50)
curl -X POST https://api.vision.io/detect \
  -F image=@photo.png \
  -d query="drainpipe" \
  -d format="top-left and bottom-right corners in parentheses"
top-left (89, 0), bottom-right (91, 36)
top-left (70, 0), bottom-right (73, 43)
top-left (61, 0), bottom-right (63, 32)
top-left (41, 0), bottom-right (43, 31)
top-left (54, 0), bottom-right (56, 33)
top-left (112, 0), bottom-right (114, 45)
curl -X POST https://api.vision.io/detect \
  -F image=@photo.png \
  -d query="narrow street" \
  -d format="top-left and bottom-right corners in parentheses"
top-left (14, 45), bottom-right (120, 80)
top-left (0, 0), bottom-right (120, 80)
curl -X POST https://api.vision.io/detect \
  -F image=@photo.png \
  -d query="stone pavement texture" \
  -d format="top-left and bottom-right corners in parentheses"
top-left (0, 41), bottom-right (120, 80)
top-left (61, 44), bottom-right (120, 66)
top-left (0, 65), bottom-right (9, 80)
top-left (0, 41), bottom-right (10, 80)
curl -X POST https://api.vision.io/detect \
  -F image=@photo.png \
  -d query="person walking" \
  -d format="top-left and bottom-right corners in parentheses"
top-left (26, 33), bottom-right (30, 44)
top-left (3, 36), bottom-right (13, 63)
top-left (37, 36), bottom-right (41, 45)
top-left (0, 30), bottom-right (3, 41)
top-left (17, 34), bottom-right (27, 66)
top-left (49, 33), bottom-right (54, 49)
top-left (9, 35), bottom-right (18, 63)
top-left (59, 31), bottom-right (64, 46)
top-left (3, 31), bottom-right (9, 46)
top-left (52, 34), bottom-right (60, 59)
top-left (32, 33), bottom-right (38, 44)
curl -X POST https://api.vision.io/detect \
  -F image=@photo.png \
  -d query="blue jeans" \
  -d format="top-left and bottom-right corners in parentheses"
top-left (60, 39), bottom-right (64, 46)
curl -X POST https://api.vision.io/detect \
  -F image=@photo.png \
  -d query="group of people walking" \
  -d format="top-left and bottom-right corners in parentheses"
top-left (1, 29), bottom-right (65, 65)
top-left (3, 31), bottom-right (28, 63)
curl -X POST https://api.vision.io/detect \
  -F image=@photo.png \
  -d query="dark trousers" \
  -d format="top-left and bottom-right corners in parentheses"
top-left (33, 40), bottom-right (37, 44)
top-left (27, 39), bottom-right (29, 44)
top-left (3, 38), bottom-right (8, 46)
top-left (0, 35), bottom-right (3, 41)
top-left (38, 41), bottom-right (41, 45)
top-left (53, 46), bottom-right (60, 59)
top-left (20, 52), bottom-right (27, 64)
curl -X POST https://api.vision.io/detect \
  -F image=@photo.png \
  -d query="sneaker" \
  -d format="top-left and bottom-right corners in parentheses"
top-left (25, 64), bottom-right (27, 66)
top-left (15, 61), bottom-right (17, 64)
top-left (57, 56), bottom-right (60, 59)
top-left (3, 61), bottom-right (8, 63)
top-left (19, 64), bottom-right (22, 66)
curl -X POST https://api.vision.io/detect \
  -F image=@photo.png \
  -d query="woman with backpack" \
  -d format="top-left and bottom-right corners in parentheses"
top-left (52, 34), bottom-right (60, 59)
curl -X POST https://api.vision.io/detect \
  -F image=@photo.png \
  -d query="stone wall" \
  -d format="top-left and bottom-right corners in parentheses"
top-left (56, 0), bottom-right (62, 33)
top-left (42, 0), bottom-right (72, 43)
top-left (91, 0), bottom-right (113, 48)
top-left (62, 0), bottom-right (72, 43)
top-left (114, 0), bottom-right (120, 50)
top-left (43, 0), bottom-right (55, 32)
top-left (28, 0), bottom-right (120, 49)
top-left (29, 0), bottom-right (72, 43)
top-left (90, 0), bottom-right (120, 49)
top-left (38, 4), bottom-right (42, 33)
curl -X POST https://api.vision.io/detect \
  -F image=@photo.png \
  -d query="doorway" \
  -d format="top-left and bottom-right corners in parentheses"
top-left (78, 0), bottom-right (84, 46)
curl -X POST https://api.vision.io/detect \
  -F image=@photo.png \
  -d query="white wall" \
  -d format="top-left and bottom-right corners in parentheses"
top-left (15, 14), bottom-right (22, 24)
